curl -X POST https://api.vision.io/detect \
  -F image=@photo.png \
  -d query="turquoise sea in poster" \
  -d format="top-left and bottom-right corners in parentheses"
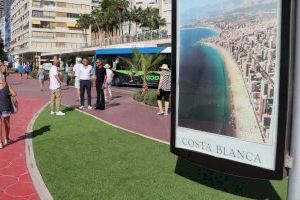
top-left (178, 28), bottom-right (233, 135)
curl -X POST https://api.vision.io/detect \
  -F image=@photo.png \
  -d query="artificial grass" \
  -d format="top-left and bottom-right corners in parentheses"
top-left (33, 106), bottom-right (288, 200)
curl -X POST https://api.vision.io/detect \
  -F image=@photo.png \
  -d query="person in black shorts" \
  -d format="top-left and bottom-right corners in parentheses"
top-left (157, 64), bottom-right (171, 116)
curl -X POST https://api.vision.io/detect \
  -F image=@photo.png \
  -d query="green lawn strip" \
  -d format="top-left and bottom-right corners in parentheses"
top-left (33, 106), bottom-right (288, 200)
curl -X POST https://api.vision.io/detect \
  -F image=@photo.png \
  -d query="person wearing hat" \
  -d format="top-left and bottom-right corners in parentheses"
top-left (104, 64), bottom-right (114, 101)
top-left (38, 66), bottom-right (45, 91)
top-left (157, 64), bottom-right (171, 116)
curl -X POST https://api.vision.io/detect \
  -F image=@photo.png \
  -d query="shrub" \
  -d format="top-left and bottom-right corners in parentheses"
top-left (143, 89), bottom-right (158, 107)
top-left (29, 70), bottom-right (38, 79)
top-left (133, 91), bottom-right (144, 102)
top-left (68, 77), bottom-right (75, 86)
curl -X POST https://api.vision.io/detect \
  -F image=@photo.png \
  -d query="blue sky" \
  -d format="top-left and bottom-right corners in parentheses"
top-left (178, 0), bottom-right (245, 22)
top-left (179, 0), bottom-right (230, 13)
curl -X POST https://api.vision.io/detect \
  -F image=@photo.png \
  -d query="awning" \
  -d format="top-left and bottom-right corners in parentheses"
top-left (95, 47), bottom-right (170, 55)
top-left (32, 20), bottom-right (41, 25)
top-left (67, 22), bottom-right (77, 27)
top-left (161, 47), bottom-right (171, 54)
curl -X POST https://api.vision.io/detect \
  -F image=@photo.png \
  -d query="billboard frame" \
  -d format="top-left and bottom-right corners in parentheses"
top-left (171, 0), bottom-right (295, 180)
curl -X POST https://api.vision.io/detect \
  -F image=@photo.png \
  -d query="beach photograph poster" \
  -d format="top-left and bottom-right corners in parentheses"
top-left (175, 0), bottom-right (283, 170)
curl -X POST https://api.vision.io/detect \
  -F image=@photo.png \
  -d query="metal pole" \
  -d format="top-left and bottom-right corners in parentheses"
top-left (287, 0), bottom-right (300, 199)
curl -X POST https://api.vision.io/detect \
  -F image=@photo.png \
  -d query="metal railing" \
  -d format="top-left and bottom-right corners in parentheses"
top-left (90, 29), bottom-right (171, 48)
top-left (53, 29), bottom-right (171, 52)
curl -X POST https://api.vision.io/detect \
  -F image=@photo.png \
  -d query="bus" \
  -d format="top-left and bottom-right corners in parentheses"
top-left (95, 47), bottom-right (171, 87)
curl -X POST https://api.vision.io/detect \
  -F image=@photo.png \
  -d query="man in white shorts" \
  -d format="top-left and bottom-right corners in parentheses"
top-left (73, 57), bottom-right (83, 102)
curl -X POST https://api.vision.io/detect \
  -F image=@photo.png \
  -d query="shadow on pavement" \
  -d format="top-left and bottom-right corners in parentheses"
top-left (112, 96), bottom-right (122, 100)
top-left (12, 125), bottom-right (51, 145)
top-left (30, 125), bottom-right (51, 138)
top-left (175, 157), bottom-right (282, 200)
top-left (106, 103), bottom-right (121, 109)
top-left (62, 107), bottom-right (75, 113)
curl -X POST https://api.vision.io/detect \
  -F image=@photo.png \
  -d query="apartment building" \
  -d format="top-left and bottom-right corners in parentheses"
top-left (159, 0), bottom-right (171, 35)
top-left (11, 0), bottom-right (91, 64)
top-left (0, 0), bottom-right (3, 17)
top-left (0, 17), bottom-right (4, 41)
top-left (4, 0), bottom-right (15, 56)
top-left (92, 0), bottom-right (102, 10)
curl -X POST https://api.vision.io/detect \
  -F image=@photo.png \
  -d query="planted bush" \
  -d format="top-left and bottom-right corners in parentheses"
top-left (133, 90), bottom-right (159, 107)
top-left (143, 89), bottom-right (158, 107)
top-left (29, 70), bottom-right (38, 79)
top-left (133, 91), bottom-right (144, 102)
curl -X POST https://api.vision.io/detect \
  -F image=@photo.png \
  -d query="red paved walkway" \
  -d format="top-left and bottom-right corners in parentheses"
top-left (0, 95), bottom-right (46, 200)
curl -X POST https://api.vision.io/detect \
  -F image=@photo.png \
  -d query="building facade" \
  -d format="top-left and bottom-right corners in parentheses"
top-left (159, 0), bottom-right (171, 35)
top-left (0, 0), bottom-right (4, 17)
top-left (11, 0), bottom-right (92, 65)
top-left (92, 0), bottom-right (102, 10)
top-left (0, 16), bottom-right (4, 41)
top-left (4, 0), bottom-right (15, 58)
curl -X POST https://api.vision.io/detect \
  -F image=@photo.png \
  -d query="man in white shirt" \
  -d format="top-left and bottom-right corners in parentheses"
top-left (49, 56), bottom-right (65, 116)
top-left (78, 58), bottom-right (93, 110)
top-left (73, 57), bottom-right (82, 102)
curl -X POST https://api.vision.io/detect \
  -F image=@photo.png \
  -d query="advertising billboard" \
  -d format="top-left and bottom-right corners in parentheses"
top-left (171, 0), bottom-right (294, 179)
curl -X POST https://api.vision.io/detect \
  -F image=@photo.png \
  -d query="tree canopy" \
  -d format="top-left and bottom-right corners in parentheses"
top-left (76, 0), bottom-right (167, 38)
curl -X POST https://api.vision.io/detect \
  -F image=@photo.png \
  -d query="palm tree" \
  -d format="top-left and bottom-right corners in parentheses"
top-left (132, 6), bottom-right (143, 34)
top-left (100, 0), bottom-right (121, 37)
top-left (91, 9), bottom-right (104, 40)
top-left (139, 53), bottom-right (166, 92)
top-left (115, 0), bottom-right (129, 37)
top-left (122, 48), bottom-right (165, 93)
top-left (76, 14), bottom-right (92, 47)
top-left (140, 7), bottom-right (166, 31)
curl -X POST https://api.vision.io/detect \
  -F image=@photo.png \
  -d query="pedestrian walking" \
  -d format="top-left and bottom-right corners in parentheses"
top-left (24, 63), bottom-right (31, 79)
top-left (38, 66), bottom-right (45, 91)
top-left (73, 57), bottom-right (83, 102)
top-left (104, 64), bottom-right (114, 101)
top-left (157, 64), bottom-right (171, 116)
top-left (94, 59), bottom-right (107, 110)
top-left (49, 57), bottom-right (65, 116)
top-left (78, 58), bottom-right (93, 110)
top-left (0, 72), bottom-right (17, 149)
top-left (17, 63), bottom-right (23, 80)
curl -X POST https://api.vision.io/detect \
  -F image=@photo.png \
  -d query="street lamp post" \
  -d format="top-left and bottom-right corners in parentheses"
top-left (287, 0), bottom-right (300, 199)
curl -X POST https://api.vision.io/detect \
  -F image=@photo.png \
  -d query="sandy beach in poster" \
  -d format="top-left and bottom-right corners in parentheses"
top-left (203, 42), bottom-right (264, 143)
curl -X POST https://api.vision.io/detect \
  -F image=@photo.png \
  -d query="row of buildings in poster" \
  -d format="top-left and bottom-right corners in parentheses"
top-left (202, 15), bottom-right (277, 143)
top-left (0, 0), bottom-right (171, 65)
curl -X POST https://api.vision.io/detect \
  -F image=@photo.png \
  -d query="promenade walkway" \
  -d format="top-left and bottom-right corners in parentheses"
top-left (13, 74), bottom-right (171, 142)
top-left (0, 73), bottom-right (170, 199)
top-left (0, 95), bottom-right (46, 200)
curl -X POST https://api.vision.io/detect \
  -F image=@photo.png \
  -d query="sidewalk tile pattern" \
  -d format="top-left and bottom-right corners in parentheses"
top-left (0, 95), bottom-right (46, 200)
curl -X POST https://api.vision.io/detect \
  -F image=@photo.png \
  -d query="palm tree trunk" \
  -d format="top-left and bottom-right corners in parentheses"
top-left (82, 29), bottom-right (86, 47)
top-left (95, 22), bottom-right (101, 40)
top-left (142, 77), bottom-right (148, 95)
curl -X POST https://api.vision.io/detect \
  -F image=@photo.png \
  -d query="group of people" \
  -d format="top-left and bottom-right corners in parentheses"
top-left (49, 56), bottom-right (114, 115)
top-left (0, 67), bottom-right (17, 149)
top-left (48, 55), bottom-right (172, 116)
top-left (17, 63), bottom-right (32, 80)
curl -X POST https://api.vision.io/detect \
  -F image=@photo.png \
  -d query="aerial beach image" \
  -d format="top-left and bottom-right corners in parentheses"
top-left (177, 0), bottom-right (279, 144)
